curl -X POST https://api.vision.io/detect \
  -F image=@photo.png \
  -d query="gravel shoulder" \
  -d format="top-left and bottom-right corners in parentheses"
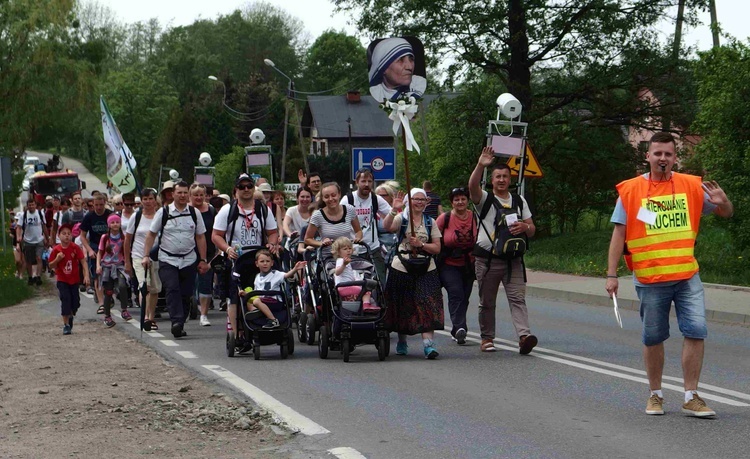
top-left (0, 292), bottom-right (295, 458)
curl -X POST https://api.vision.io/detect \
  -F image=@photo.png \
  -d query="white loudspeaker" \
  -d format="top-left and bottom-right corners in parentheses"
top-left (169, 169), bottom-right (180, 180)
top-left (496, 93), bottom-right (522, 119)
top-left (199, 152), bottom-right (212, 166)
top-left (250, 128), bottom-right (265, 145)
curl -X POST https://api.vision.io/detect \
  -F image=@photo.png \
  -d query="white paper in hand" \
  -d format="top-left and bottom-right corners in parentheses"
top-left (612, 293), bottom-right (623, 328)
top-left (505, 213), bottom-right (518, 226)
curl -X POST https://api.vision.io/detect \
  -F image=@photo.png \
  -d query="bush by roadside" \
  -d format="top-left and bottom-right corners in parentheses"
top-left (524, 224), bottom-right (749, 286)
top-left (0, 248), bottom-right (32, 308)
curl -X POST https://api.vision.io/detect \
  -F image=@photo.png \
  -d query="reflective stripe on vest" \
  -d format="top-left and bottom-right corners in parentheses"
top-left (617, 172), bottom-right (703, 284)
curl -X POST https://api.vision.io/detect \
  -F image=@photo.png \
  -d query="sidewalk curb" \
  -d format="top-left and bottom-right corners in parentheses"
top-left (526, 285), bottom-right (750, 326)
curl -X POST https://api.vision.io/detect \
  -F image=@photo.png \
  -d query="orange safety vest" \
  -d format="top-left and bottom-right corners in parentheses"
top-left (617, 172), bottom-right (704, 284)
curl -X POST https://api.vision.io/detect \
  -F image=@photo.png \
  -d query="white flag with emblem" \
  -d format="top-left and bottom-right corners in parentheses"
top-left (100, 96), bottom-right (137, 193)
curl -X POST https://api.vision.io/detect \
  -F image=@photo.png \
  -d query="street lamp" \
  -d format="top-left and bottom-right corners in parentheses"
top-left (265, 58), bottom-right (309, 181)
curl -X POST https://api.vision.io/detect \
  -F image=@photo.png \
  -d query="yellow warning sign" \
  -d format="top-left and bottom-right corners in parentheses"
top-left (507, 144), bottom-right (543, 178)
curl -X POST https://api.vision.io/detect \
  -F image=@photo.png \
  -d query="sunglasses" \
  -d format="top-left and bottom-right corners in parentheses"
top-left (237, 184), bottom-right (254, 190)
top-left (114, 202), bottom-right (124, 206)
top-left (411, 198), bottom-right (428, 203)
top-left (452, 187), bottom-right (468, 194)
top-left (123, 202), bottom-right (135, 207)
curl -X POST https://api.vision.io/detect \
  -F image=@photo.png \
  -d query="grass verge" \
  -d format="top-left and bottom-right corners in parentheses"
top-left (524, 223), bottom-right (750, 287)
top-left (0, 249), bottom-right (33, 308)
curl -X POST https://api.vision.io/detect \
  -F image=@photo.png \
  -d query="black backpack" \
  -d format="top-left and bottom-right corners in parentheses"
top-left (149, 205), bottom-right (199, 260)
top-left (476, 193), bottom-right (529, 281)
top-left (346, 190), bottom-right (379, 244)
top-left (225, 199), bottom-right (269, 248)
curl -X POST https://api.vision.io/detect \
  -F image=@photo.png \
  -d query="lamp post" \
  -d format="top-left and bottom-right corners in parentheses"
top-left (264, 58), bottom-right (309, 180)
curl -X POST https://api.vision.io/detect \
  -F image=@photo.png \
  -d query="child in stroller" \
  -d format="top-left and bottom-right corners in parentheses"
top-left (242, 249), bottom-right (306, 329)
top-left (332, 237), bottom-right (379, 313)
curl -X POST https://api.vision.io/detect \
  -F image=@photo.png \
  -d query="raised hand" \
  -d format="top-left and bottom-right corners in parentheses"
top-left (478, 146), bottom-right (495, 167)
top-left (702, 181), bottom-right (729, 206)
top-left (392, 191), bottom-right (406, 211)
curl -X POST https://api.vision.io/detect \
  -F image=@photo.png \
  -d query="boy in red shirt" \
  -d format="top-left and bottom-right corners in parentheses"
top-left (49, 224), bottom-right (90, 335)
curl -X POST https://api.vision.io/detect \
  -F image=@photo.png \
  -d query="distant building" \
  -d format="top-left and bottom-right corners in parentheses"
top-left (301, 91), bottom-right (459, 156)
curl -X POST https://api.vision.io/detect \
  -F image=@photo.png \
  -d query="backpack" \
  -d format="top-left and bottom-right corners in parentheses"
top-left (436, 211), bottom-right (475, 268)
top-left (346, 191), bottom-right (379, 244)
top-left (393, 213), bottom-right (434, 276)
top-left (226, 199), bottom-right (269, 248)
top-left (475, 192), bottom-right (529, 281)
top-left (21, 209), bottom-right (46, 240)
top-left (150, 205), bottom-right (199, 260)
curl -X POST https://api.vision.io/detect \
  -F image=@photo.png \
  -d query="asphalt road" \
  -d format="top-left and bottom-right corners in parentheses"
top-left (34, 285), bottom-right (750, 459)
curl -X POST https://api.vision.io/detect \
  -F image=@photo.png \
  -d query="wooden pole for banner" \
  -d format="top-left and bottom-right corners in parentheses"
top-left (401, 134), bottom-right (416, 238)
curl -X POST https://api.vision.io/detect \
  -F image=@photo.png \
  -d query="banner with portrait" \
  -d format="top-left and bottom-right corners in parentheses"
top-left (100, 96), bottom-right (138, 193)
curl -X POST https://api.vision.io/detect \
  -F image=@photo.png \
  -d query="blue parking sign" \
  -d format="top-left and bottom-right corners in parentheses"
top-left (351, 148), bottom-right (396, 181)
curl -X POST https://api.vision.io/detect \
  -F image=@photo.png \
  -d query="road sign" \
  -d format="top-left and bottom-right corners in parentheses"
top-left (507, 144), bottom-right (543, 178)
top-left (352, 148), bottom-right (396, 181)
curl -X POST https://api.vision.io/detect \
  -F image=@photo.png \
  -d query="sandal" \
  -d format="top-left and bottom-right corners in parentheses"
top-left (149, 320), bottom-right (159, 331)
top-left (96, 306), bottom-right (105, 314)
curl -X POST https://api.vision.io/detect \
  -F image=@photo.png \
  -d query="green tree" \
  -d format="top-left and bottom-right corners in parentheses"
top-left (301, 30), bottom-right (368, 93)
top-left (692, 42), bottom-right (750, 248)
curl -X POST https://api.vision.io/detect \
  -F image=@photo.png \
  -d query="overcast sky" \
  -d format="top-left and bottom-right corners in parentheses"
top-left (96, 0), bottom-right (747, 51)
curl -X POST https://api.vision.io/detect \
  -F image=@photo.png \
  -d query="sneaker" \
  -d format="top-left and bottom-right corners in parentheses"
top-left (68, 316), bottom-right (74, 330)
top-left (455, 328), bottom-right (467, 345)
top-left (171, 322), bottom-right (185, 338)
top-left (86, 287), bottom-right (95, 295)
top-left (104, 316), bottom-right (116, 328)
top-left (519, 334), bottom-right (538, 355)
top-left (62, 324), bottom-right (71, 335)
top-left (481, 339), bottom-right (496, 352)
top-left (121, 310), bottom-right (132, 321)
top-left (396, 341), bottom-right (408, 355)
top-left (363, 302), bottom-right (380, 313)
top-left (424, 345), bottom-right (439, 360)
top-left (262, 318), bottom-right (280, 329)
top-left (646, 394), bottom-right (665, 415)
top-left (682, 394), bottom-right (716, 417)
top-left (200, 315), bottom-right (211, 326)
top-left (79, 285), bottom-right (86, 293)
top-left (219, 300), bottom-right (227, 312)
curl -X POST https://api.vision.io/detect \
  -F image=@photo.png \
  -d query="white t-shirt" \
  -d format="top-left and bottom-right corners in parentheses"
top-left (21, 210), bottom-right (45, 244)
top-left (475, 190), bottom-right (532, 252)
top-left (125, 211), bottom-right (155, 259)
top-left (120, 211), bottom-right (135, 232)
top-left (285, 205), bottom-right (310, 235)
top-left (340, 192), bottom-right (391, 250)
top-left (150, 204), bottom-right (206, 268)
top-left (254, 269), bottom-right (286, 301)
top-left (214, 201), bottom-right (278, 248)
top-left (334, 258), bottom-right (358, 285)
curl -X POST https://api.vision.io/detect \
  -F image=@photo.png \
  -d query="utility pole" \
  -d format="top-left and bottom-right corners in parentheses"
top-left (290, 82), bottom-right (310, 174)
top-left (280, 81), bottom-right (290, 184)
top-left (709, 0), bottom-right (720, 48)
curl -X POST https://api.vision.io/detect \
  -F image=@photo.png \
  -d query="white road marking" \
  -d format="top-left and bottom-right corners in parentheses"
top-left (160, 340), bottom-right (179, 347)
top-left (146, 331), bottom-right (165, 338)
top-left (176, 351), bottom-right (198, 359)
top-left (203, 365), bottom-right (330, 436)
top-left (436, 330), bottom-right (750, 407)
top-left (328, 447), bottom-right (368, 459)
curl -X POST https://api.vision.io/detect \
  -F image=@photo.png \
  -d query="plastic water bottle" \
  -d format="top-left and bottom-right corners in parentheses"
top-left (234, 244), bottom-right (242, 256)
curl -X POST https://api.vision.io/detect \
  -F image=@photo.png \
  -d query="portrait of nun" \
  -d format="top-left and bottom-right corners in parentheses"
top-left (368, 37), bottom-right (427, 103)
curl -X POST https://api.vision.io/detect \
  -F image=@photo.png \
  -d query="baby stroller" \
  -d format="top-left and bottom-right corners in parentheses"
top-left (282, 231), bottom-right (307, 342)
top-left (316, 242), bottom-right (390, 362)
top-left (225, 247), bottom-right (295, 360)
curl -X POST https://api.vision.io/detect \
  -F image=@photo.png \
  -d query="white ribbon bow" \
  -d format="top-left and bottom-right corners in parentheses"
top-left (387, 97), bottom-right (420, 154)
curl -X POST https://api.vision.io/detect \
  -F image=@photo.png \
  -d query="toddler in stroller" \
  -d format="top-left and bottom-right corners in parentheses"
top-left (332, 237), bottom-right (379, 313)
top-left (243, 249), bottom-right (306, 329)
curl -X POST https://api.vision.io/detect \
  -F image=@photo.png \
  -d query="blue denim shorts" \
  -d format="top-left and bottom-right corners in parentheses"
top-left (636, 273), bottom-right (707, 346)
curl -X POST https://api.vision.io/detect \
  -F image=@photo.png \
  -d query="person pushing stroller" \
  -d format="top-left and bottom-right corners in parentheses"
top-left (242, 249), bottom-right (306, 329)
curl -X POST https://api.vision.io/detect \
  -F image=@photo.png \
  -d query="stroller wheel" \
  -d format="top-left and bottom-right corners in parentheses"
top-left (280, 342), bottom-right (289, 359)
top-left (318, 325), bottom-right (328, 359)
top-left (226, 332), bottom-right (236, 358)
top-left (297, 313), bottom-right (307, 343)
top-left (305, 314), bottom-right (316, 345)
top-left (287, 328), bottom-right (295, 355)
top-left (378, 337), bottom-right (387, 361)
top-left (253, 343), bottom-right (261, 360)
top-left (342, 339), bottom-right (350, 363)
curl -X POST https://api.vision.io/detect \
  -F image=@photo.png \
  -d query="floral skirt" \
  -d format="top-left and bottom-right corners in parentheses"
top-left (385, 269), bottom-right (444, 335)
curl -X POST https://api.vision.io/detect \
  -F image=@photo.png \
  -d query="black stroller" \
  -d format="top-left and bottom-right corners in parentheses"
top-left (225, 247), bottom-right (295, 360)
top-left (316, 242), bottom-right (390, 362)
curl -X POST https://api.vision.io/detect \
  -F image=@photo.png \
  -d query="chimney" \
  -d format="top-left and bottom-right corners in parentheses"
top-left (346, 91), bottom-right (361, 103)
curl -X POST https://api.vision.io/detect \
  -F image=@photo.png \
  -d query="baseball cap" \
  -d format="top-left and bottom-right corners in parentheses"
top-left (257, 183), bottom-right (273, 193)
top-left (235, 173), bottom-right (255, 187)
top-left (161, 180), bottom-right (175, 192)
